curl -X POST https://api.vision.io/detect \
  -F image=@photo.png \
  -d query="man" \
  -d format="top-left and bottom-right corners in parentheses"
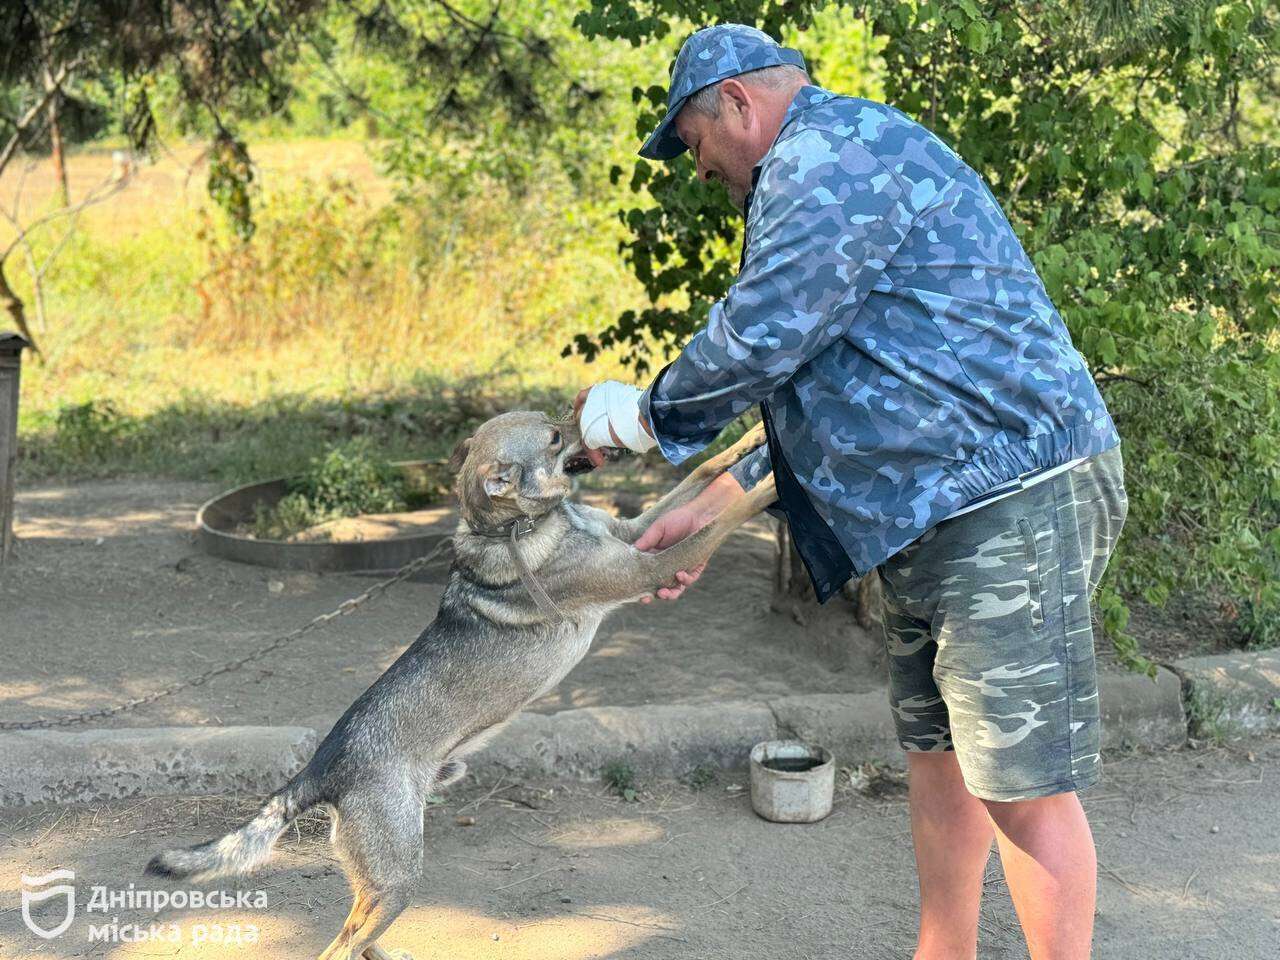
top-left (577, 24), bottom-right (1127, 960)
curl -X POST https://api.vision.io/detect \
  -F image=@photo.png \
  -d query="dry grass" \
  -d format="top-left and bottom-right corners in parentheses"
top-left (4, 139), bottom-right (648, 481)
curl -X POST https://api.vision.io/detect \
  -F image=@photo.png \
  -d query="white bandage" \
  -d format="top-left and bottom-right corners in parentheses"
top-left (580, 381), bottom-right (658, 453)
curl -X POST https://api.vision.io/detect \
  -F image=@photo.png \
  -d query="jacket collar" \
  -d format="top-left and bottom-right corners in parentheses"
top-left (778, 84), bottom-right (837, 139)
top-left (743, 84), bottom-right (837, 217)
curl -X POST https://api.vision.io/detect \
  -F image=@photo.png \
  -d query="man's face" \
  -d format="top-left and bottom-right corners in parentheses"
top-left (674, 80), bottom-right (776, 211)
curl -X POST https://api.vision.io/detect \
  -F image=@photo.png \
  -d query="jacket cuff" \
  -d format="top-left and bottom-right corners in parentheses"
top-left (727, 444), bottom-right (770, 492)
top-left (639, 362), bottom-right (703, 466)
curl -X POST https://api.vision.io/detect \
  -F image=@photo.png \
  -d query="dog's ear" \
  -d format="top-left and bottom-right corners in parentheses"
top-left (480, 462), bottom-right (519, 500)
top-left (448, 437), bottom-right (472, 472)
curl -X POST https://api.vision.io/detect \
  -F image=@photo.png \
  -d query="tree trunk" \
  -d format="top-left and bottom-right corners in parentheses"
top-left (770, 522), bottom-right (884, 672)
top-left (44, 68), bottom-right (68, 207)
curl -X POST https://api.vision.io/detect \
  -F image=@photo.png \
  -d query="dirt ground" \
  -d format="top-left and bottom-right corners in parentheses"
top-left (1, 478), bottom-right (885, 734)
top-left (1, 738), bottom-right (1276, 959)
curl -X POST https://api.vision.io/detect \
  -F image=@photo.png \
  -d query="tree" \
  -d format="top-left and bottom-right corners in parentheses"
top-left (290, 2), bottom-right (594, 187)
top-left (572, 0), bottom-right (1280, 668)
top-left (0, 0), bottom-right (586, 352)
top-left (0, 1), bottom-right (331, 353)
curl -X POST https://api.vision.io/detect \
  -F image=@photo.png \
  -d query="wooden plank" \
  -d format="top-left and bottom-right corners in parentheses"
top-left (0, 337), bottom-right (26, 565)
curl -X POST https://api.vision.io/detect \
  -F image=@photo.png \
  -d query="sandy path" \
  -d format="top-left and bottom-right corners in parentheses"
top-left (1, 478), bottom-right (881, 734)
top-left (1, 739), bottom-right (1274, 958)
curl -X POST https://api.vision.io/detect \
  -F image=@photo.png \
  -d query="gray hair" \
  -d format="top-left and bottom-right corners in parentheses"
top-left (682, 64), bottom-right (810, 120)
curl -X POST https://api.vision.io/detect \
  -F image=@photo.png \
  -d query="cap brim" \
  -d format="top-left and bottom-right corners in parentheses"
top-left (638, 99), bottom-right (689, 161)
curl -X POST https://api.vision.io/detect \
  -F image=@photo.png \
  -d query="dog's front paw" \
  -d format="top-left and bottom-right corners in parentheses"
top-left (720, 422), bottom-right (766, 464)
top-left (739, 422), bottom-right (766, 451)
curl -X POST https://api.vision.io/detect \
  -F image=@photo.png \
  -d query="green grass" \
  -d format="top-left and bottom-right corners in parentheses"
top-left (17, 372), bottom-right (575, 486)
top-left (247, 437), bottom-right (439, 540)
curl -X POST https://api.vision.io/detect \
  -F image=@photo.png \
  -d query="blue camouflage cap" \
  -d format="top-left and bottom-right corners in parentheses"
top-left (639, 24), bottom-right (807, 161)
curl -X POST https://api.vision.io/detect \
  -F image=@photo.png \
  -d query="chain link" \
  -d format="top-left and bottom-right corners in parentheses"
top-left (0, 540), bottom-right (454, 732)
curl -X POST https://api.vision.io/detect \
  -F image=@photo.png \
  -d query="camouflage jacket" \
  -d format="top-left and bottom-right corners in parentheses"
top-left (639, 85), bottom-right (1120, 601)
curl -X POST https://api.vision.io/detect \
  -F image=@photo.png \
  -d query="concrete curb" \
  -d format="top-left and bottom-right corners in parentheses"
top-left (476, 665), bottom-right (1188, 780)
top-left (1097, 664), bottom-right (1187, 751)
top-left (0, 725), bottom-right (316, 806)
top-left (0, 662), bottom-right (1202, 804)
top-left (1171, 650), bottom-right (1280, 737)
top-left (479, 701), bottom-right (778, 779)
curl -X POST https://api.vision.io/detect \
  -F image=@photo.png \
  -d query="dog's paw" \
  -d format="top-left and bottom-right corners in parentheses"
top-left (721, 422), bottom-right (766, 462)
top-left (358, 947), bottom-right (412, 960)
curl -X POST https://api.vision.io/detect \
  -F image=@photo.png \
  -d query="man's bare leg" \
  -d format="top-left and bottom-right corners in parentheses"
top-left (907, 752), bottom-right (994, 960)
top-left (983, 792), bottom-right (1097, 960)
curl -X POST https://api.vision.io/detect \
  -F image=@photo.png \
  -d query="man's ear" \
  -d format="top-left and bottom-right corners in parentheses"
top-left (719, 77), bottom-right (752, 125)
top-left (480, 462), bottom-right (519, 500)
top-left (448, 437), bottom-right (472, 471)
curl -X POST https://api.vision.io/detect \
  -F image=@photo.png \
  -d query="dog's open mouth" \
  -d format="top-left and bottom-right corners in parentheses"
top-left (563, 453), bottom-right (596, 475)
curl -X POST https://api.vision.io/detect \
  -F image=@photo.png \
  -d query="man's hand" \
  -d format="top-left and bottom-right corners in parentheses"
top-left (575, 385), bottom-right (656, 466)
top-left (634, 505), bottom-right (711, 602)
top-left (634, 470), bottom-right (746, 602)
top-left (574, 387), bottom-right (611, 468)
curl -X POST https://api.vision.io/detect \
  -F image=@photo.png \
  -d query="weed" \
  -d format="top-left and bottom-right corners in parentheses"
top-left (250, 493), bottom-right (318, 541)
top-left (1185, 685), bottom-right (1245, 745)
top-left (1240, 596), bottom-right (1280, 650)
top-left (602, 761), bottom-right (638, 802)
top-left (18, 373), bottom-right (579, 485)
top-left (681, 764), bottom-right (716, 791)
top-left (15, 141), bottom-right (643, 485)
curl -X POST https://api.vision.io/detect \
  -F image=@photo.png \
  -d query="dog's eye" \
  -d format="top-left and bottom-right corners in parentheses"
top-left (550, 429), bottom-right (561, 448)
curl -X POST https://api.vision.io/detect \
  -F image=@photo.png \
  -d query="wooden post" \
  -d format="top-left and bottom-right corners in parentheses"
top-left (0, 332), bottom-right (29, 565)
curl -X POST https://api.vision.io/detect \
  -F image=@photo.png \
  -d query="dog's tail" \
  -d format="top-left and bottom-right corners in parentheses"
top-left (144, 772), bottom-right (321, 883)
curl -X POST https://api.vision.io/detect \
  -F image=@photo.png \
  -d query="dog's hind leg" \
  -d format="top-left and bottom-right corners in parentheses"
top-left (318, 787), bottom-right (424, 960)
top-left (319, 886), bottom-right (413, 960)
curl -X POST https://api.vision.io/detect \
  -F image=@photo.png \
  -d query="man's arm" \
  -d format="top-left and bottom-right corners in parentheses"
top-left (640, 128), bottom-right (914, 465)
top-left (632, 467), bottom-right (746, 602)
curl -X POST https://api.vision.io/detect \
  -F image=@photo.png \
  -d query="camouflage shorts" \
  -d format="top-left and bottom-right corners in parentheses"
top-left (877, 445), bottom-right (1128, 801)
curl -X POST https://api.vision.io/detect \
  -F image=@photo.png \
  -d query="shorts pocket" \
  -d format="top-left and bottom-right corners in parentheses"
top-left (1017, 517), bottom-right (1044, 629)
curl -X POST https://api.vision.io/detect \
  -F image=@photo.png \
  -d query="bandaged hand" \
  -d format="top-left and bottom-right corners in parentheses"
top-left (577, 381), bottom-right (658, 454)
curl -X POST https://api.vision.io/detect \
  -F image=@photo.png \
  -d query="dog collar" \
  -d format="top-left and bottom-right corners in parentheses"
top-left (466, 516), bottom-right (537, 539)
top-left (463, 514), bottom-right (567, 622)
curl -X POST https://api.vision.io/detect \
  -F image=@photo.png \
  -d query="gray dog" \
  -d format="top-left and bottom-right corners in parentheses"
top-left (144, 410), bottom-right (775, 959)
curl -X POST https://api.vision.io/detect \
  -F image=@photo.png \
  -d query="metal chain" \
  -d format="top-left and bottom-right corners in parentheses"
top-left (0, 540), bottom-right (454, 732)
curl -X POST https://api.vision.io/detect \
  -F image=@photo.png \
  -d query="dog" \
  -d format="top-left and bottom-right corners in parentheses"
top-left (144, 410), bottom-right (776, 959)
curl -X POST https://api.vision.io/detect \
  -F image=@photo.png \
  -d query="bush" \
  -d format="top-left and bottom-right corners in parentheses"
top-left (576, 0), bottom-right (1280, 670)
top-left (250, 437), bottom-right (410, 539)
top-left (51, 400), bottom-right (129, 462)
